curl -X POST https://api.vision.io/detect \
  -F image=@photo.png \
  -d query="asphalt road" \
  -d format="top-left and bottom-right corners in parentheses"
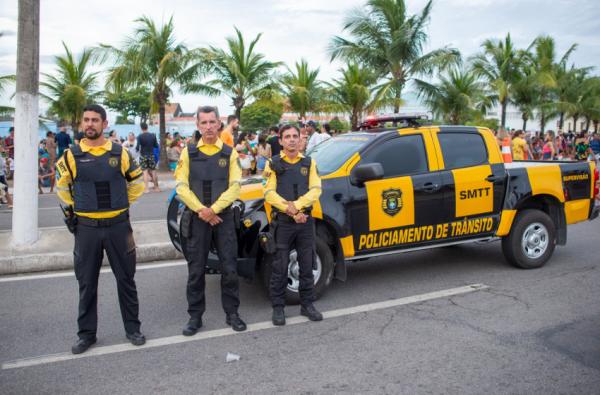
top-left (1, 218), bottom-right (599, 394)
top-left (0, 189), bottom-right (174, 230)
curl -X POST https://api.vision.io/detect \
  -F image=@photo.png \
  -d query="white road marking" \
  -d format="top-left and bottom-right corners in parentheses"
top-left (2, 284), bottom-right (488, 370)
top-left (0, 260), bottom-right (187, 283)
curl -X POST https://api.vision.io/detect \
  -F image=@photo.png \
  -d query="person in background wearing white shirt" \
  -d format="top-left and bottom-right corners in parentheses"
top-left (305, 120), bottom-right (331, 153)
top-left (122, 132), bottom-right (140, 164)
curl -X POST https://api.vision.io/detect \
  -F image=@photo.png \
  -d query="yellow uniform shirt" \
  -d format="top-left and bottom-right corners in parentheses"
top-left (512, 137), bottom-right (528, 160)
top-left (174, 138), bottom-right (242, 213)
top-left (263, 152), bottom-right (322, 213)
top-left (55, 139), bottom-right (144, 218)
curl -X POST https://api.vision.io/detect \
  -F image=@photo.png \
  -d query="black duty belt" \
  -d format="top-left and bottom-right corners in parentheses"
top-left (76, 211), bottom-right (129, 227)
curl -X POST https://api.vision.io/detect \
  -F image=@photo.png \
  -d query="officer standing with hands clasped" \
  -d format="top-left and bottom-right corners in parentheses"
top-left (174, 106), bottom-right (247, 334)
top-left (263, 124), bottom-right (323, 325)
top-left (55, 104), bottom-right (146, 354)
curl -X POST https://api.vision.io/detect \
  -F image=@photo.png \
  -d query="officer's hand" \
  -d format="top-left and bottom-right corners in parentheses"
top-left (208, 215), bottom-right (223, 226)
top-left (285, 201), bottom-right (298, 216)
top-left (293, 212), bottom-right (307, 223)
top-left (198, 207), bottom-right (216, 222)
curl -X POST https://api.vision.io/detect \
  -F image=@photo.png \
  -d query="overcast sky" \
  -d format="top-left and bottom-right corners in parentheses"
top-left (0, 0), bottom-right (599, 122)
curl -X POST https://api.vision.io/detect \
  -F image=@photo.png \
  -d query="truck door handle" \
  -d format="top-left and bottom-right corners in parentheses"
top-left (418, 182), bottom-right (440, 193)
top-left (486, 174), bottom-right (503, 183)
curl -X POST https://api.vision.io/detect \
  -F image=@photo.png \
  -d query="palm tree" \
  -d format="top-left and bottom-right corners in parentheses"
top-left (414, 66), bottom-right (493, 125)
top-left (471, 33), bottom-right (524, 129)
top-left (99, 16), bottom-right (212, 171)
top-left (40, 42), bottom-right (101, 131)
top-left (281, 59), bottom-right (323, 119)
top-left (0, 74), bottom-right (16, 115)
top-left (581, 77), bottom-right (600, 131)
top-left (329, 0), bottom-right (460, 113)
top-left (530, 36), bottom-right (576, 132)
top-left (324, 63), bottom-right (385, 129)
top-left (203, 27), bottom-right (282, 121)
top-left (512, 63), bottom-right (539, 131)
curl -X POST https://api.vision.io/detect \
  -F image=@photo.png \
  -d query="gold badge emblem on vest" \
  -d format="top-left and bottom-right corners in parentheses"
top-left (300, 166), bottom-right (309, 176)
top-left (218, 158), bottom-right (227, 168)
top-left (382, 188), bottom-right (402, 216)
top-left (108, 157), bottom-right (119, 167)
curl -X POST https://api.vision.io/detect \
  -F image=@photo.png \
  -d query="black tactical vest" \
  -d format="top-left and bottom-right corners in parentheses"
top-left (188, 143), bottom-right (232, 207)
top-left (272, 155), bottom-right (312, 209)
top-left (70, 143), bottom-right (129, 213)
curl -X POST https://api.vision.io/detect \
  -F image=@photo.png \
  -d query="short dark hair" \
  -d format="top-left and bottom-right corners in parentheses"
top-left (269, 126), bottom-right (279, 134)
top-left (46, 131), bottom-right (53, 137)
top-left (323, 123), bottom-right (331, 133)
top-left (279, 124), bottom-right (300, 138)
top-left (140, 122), bottom-right (148, 130)
top-left (9, 126), bottom-right (14, 132)
top-left (227, 115), bottom-right (238, 124)
top-left (196, 106), bottom-right (220, 120)
top-left (83, 104), bottom-right (107, 121)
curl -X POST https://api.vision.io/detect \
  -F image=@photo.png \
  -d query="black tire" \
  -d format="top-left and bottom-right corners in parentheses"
top-left (260, 237), bottom-right (335, 305)
top-left (501, 209), bottom-right (556, 269)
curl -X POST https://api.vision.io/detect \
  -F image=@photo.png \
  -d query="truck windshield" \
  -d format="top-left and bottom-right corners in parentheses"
top-left (308, 134), bottom-right (373, 175)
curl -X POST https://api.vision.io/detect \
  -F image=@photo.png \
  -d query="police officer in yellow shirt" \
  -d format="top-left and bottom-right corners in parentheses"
top-left (263, 124), bottom-right (323, 325)
top-left (55, 104), bottom-right (146, 354)
top-left (174, 106), bottom-right (246, 334)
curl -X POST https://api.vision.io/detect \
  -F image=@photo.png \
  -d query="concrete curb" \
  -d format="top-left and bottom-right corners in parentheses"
top-left (0, 242), bottom-right (183, 275)
top-left (0, 220), bottom-right (183, 275)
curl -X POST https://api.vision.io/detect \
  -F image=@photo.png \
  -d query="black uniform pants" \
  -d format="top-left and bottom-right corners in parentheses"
top-left (73, 219), bottom-right (140, 340)
top-left (185, 210), bottom-right (239, 318)
top-left (270, 216), bottom-right (315, 307)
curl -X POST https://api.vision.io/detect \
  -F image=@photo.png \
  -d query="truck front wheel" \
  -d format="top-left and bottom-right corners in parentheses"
top-left (502, 209), bottom-right (556, 269)
top-left (260, 237), bottom-right (335, 305)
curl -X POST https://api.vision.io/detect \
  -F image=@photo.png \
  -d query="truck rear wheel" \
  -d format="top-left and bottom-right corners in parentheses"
top-left (260, 237), bottom-right (334, 305)
top-left (502, 209), bottom-right (556, 269)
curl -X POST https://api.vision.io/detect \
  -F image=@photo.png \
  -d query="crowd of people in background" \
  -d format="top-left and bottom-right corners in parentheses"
top-left (497, 127), bottom-right (600, 162)
top-left (2, 114), bottom-right (600, 211)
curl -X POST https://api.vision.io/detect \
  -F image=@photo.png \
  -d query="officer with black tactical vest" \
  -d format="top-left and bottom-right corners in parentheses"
top-left (263, 124), bottom-right (323, 325)
top-left (55, 104), bottom-right (146, 354)
top-left (174, 106), bottom-right (246, 334)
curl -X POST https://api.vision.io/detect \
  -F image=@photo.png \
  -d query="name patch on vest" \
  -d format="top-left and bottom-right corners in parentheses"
top-left (218, 158), bottom-right (227, 168)
top-left (108, 157), bottom-right (119, 167)
top-left (301, 166), bottom-right (309, 176)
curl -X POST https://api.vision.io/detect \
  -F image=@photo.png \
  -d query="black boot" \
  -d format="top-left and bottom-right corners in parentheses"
top-left (182, 318), bottom-right (202, 336)
top-left (126, 331), bottom-right (146, 346)
top-left (300, 304), bottom-right (323, 321)
top-left (272, 306), bottom-right (286, 326)
top-left (71, 337), bottom-right (97, 354)
top-left (226, 313), bottom-right (247, 332)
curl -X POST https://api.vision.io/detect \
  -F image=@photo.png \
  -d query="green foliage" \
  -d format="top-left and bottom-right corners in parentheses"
top-left (40, 42), bottom-right (101, 130)
top-left (203, 27), bottom-right (282, 119)
top-left (99, 16), bottom-right (212, 170)
top-left (415, 66), bottom-right (493, 125)
top-left (465, 115), bottom-right (499, 131)
top-left (329, 0), bottom-right (460, 112)
top-left (328, 117), bottom-right (350, 132)
top-left (240, 101), bottom-right (283, 131)
top-left (324, 63), bottom-right (383, 129)
top-left (282, 60), bottom-right (323, 118)
top-left (104, 87), bottom-right (151, 123)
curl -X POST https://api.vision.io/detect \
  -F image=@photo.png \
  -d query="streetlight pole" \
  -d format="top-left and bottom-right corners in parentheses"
top-left (12, 0), bottom-right (40, 246)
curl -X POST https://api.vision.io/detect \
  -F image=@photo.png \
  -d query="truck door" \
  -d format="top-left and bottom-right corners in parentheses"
top-left (349, 133), bottom-right (444, 256)
top-left (435, 129), bottom-right (506, 238)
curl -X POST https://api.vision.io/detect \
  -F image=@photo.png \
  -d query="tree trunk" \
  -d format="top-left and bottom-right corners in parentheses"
top-left (158, 100), bottom-right (168, 172)
top-left (233, 95), bottom-right (245, 141)
top-left (594, 120), bottom-right (598, 133)
top-left (500, 99), bottom-right (508, 129)
top-left (12, 0), bottom-right (40, 247)
top-left (522, 115), bottom-right (528, 132)
top-left (584, 117), bottom-right (591, 132)
top-left (559, 112), bottom-right (564, 130)
top-left (350, 110), bottom-right (359, 130)
top-left (572, 115), bottom-right (579, 133)
top-left (540, 112), bottom-right (546, 133)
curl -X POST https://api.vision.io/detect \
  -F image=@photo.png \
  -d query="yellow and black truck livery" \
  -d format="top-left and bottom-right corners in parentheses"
top-left (167, 117), bottom-right (599, 303)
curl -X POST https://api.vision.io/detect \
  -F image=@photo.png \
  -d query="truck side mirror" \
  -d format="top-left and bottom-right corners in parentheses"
top-left (351, 163), bottom-right (384, 186)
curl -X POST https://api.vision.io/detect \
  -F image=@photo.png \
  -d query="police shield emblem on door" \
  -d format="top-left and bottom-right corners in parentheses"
top-left (382, 189), bottom-right (402, 216)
